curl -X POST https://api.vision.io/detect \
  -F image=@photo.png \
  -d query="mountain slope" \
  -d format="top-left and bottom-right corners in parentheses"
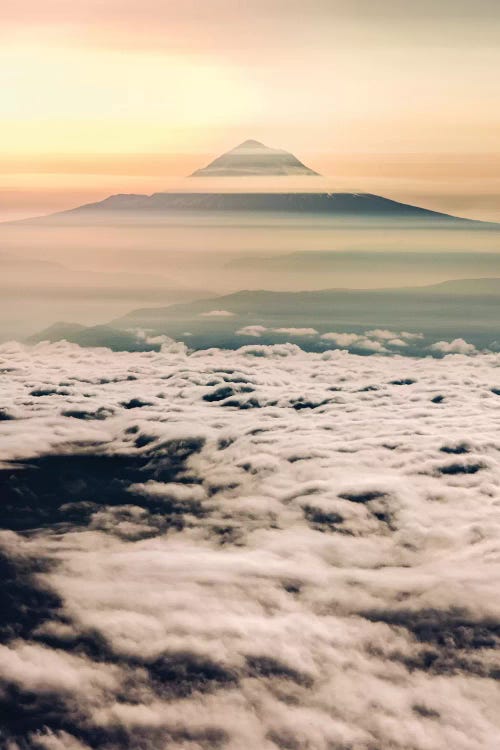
top-left (191, 139), bottom-right (319, 177)
top-left (27, 323), bottom-right (157, 352)
top-left (32, 191), bottom-right (480, 225)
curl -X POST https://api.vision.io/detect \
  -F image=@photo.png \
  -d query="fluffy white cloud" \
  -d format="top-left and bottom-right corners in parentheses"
top-left (364, 328), bottom-right (402, 340)
top-left (0, 340), bottom-right (499, 750)
top-left (236, 325), bottom-right (268, 337)
top-left (429, 338), bottom-right (477, 355)
top-left (320, 332), bottom-right (388, 352)
top-left (355, 338), bottom-right (388, 352)
top-left (320, 331), bottom-right (362, 346)
top-left (366, 329), bottom-right (425, 342)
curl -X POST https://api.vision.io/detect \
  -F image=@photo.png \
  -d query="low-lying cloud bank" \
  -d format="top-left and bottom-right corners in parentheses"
top-left (0, 341), bottom-right (499, 750)
top-left (233, 327), bottom-right (476, 356)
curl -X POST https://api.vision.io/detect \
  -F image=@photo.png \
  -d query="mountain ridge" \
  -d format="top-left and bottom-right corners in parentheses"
top-left (115, 278), bottom-right (500, 322)
top-left (26, 279), bottom-right (500, 354)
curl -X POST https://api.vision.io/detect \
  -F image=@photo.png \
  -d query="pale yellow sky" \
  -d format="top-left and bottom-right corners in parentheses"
top-left (1, 0), bottom-right (499, 219)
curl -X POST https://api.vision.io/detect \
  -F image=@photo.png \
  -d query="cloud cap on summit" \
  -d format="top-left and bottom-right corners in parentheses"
top-left (191, 139), bottom-right (320, 177)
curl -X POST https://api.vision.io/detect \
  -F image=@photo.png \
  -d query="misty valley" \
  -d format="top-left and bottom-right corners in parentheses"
top-left (1, 211), bottom-right (499, 354)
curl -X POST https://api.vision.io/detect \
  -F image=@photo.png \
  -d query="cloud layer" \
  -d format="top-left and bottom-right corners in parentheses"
top-left (0, 340), bottom-right (499, 749)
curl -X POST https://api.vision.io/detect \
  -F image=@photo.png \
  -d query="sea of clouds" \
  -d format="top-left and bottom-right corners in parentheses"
top-left (0, 340), bottom-right (499, 750)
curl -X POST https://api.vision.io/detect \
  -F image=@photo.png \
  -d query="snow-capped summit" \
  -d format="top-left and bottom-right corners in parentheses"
top-left (190, 139), bottom-right (320, 177)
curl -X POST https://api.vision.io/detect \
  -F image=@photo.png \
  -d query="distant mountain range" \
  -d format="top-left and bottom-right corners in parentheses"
top-left (113, 278), bottom-right (500, 326)
top-left (191, 139), bottom-right (319, 177)
top-left (13, 140), bottom-right (498, 226)
top-left (28, 279), bottom-right (500, 353)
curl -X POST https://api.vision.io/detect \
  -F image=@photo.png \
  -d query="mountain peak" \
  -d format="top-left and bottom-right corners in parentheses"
top-left (190, 139), bottom-right (320, 177)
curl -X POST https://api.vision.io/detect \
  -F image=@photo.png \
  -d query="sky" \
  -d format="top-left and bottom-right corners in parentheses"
top-left (1, 0), bottom-right (500, 220)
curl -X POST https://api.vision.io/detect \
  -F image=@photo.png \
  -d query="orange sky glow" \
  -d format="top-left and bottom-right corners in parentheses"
top-left (1, 0), bottom-right (499, 220)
